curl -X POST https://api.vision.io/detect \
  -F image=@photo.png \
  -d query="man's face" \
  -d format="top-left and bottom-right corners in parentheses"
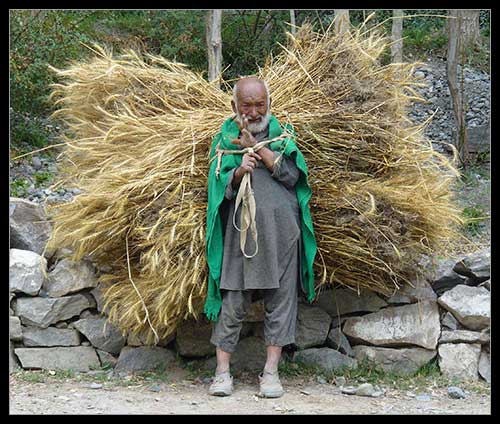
top-left (232, 79), bottom-right (271, 134)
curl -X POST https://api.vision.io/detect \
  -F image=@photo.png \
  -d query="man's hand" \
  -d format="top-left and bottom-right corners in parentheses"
top-left (231, 114), bottom-right (257, 149)
top-left (232, 151), bottom-right (262, 188)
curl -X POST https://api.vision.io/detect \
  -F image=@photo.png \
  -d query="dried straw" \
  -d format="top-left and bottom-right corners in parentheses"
top-left (45, 24), bottom-right (464, 343)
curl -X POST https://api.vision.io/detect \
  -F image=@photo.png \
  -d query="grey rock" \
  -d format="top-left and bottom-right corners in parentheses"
top-left (355, 383), bottom-right (378, 397)
top-left (438, 343), bottom-right (481, 381)
top-left (453, 248), bottom-right (490, 282)
top-left (73, 317), bottom-right (126, 355)
top-left (9, 248), bottom-right (46, 295)
top-left (230, 337), bottom-right (269, 372)
top-left (387, 276), bottom-right (437, 304)
top-left (22, 326), bottom-right (81, 346)
top-left (14, 346), bottom-right (100, 371)
top-left (352, 345), bottom-right (436, 375)
top-left (114, 346), bottom-right (176, 374)
top-left (478, 279), bottom-right (490, 291)
top-left (31, 156), bottom-right (42, 170)
top-left (44, 258), bottom-right (98, 297)
top-left (90, 286), bottom-right (106, 313)
top-left (447, 386), bottom-right (466, 399)
top-left (294, 304), bottom-right (331, 349)
top-left (9, 198), bottom-right (53, 257)
top-left (14, 294), bottom-right (95, 328)
top-left (441, 312), bottom-right (460, 330)
top-left (478, 349), bottom-right (491, 383)
top-left (315, 287), bottom-right (387, 317)
top-left (439, 329), bottom-right (489, 345)
top-left (10, 340), bottom-right (20, 374)
top-left (437, 285), bottom-right (490, 330)
top-left (427, 257), bottom-right (467, 295)
top-left (127, 329), bottom-right (174, 348)
top-left (326, 327), bottom-right (354, 357)
top-left (343, 301), bottom-right (441, 349)
top-left (335, 376), bottom-right (346, 387)
top-left (341, 386), bottom-right (357, 395)
top-left (175, 318), bottom-right (215, 357)
top-left (293, 347), bottom-right (358, 373)
top-left (416, 394), bottom-right (431, 401)
top-left (10, 316), bottom-right (23, 341)
top-left (96, 349), bottom-right (118, 368)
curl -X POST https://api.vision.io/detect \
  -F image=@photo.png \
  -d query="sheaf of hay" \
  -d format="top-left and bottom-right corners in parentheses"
top-left (45, 21), bottom-right (465, 343)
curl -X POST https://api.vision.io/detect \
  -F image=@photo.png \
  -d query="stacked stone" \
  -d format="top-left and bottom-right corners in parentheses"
top-left (9, 197), bottom-right (490, 383)
top-left (9, 197), bottom-right (177, 376)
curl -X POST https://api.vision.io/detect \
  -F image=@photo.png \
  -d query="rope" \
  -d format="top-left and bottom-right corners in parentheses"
top-left (209, 131), bottom-right (292, 258)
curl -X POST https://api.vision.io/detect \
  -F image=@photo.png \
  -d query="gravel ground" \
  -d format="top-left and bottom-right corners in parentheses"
top-left (9, 371), bottom-right (491, 415)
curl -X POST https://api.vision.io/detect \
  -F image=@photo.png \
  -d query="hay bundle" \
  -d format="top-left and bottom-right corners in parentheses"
top-left (46, 23), bottom-right (463, 343)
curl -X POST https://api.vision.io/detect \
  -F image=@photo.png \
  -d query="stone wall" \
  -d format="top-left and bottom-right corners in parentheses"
top-left (9, 198), bottom-right (490, 383)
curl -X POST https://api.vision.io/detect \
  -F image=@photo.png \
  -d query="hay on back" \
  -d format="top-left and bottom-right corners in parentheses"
top-left (46, 24), bottom-right (464, 344)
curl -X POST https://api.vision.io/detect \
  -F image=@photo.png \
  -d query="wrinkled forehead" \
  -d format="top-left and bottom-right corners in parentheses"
top-left (235, 79), bottom-right (268, 102)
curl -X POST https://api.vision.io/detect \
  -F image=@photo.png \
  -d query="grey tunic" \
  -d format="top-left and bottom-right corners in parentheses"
top-left (218, 127), bottom-right (303, 291)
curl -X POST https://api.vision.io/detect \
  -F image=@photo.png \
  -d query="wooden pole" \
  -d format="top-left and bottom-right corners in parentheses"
top-left (206, 10), bottom-right (222, 87)
top-left (391, 9), bottom-right (404, 63)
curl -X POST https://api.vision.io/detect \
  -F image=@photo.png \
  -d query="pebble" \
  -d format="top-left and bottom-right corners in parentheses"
top-left (32, 156), bottom-right (42, 170)
top-left (335, 376), bottom-right (346, 387)
top-left (83, 383), bottom-right (103, 389)
top-left (448, 386), bottom-right (466, 399)
top-left (148, 385), bottom-right (161, 392)
top-left (416, 394), bottom-right (431, 402)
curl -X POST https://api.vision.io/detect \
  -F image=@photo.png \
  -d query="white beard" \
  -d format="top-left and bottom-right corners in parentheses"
top-left (237, 110), bottom-right (271, 135)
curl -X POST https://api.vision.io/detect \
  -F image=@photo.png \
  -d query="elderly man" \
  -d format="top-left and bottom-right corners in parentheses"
top-left (204, 76), bottom-right (317, 398)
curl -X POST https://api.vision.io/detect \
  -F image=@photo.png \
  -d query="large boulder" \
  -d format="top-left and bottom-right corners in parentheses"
top-left (43, 259), bottom-right (99, 297)
top-left (14, 294), bottom-right (96, 328)
top-left (438, 343), bottom-right (481, 381)
top-left (437, 285), bottom-right (490, 330)
top-left (294, 304), bottom-right (331, 349)
top-left (175, 318), bottom-right (215, 357)
top-left (230, 336), bottom-right (268, 372)
top-left (352, 345), bottom-right (436, 375)
top-left (114, 346), bottom-right (176, 375)
top-left (9, 248), bottom-right (46, 296)
top-left (293, 347), bottom-right (358, 373)
top-left (73, 317), bottom-right (126, 354)
top-left (10, 198), bottom-right (53, 257)
top-left (343, 301), bottom-right (441, 349)
top-left (14, 346), bottom-right (100, 371)
top-left (315, 287), bottom-right (387, 317)
top-left (21, 326), bottom-right (81, 347)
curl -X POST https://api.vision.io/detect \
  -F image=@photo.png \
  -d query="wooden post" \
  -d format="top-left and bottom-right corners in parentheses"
top-left (391, 9), bottom-right (404, 63)
top-left (290, 10), bottom-right (296, 35)
top-left (334, 10), bottom-right (350, 36)
top-left (206, 10), bottom-right (222, 87)
top-left (446, 10), bottom-right (469, 166)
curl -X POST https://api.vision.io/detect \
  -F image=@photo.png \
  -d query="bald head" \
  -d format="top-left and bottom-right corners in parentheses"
top-left (231, 77), bottom-right (271, 134)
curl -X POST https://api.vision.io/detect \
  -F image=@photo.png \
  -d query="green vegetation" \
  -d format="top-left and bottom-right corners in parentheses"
top-left (9, 9), bottom-right (490, 165)
top-left (10, 178), bottom-right (30, 198)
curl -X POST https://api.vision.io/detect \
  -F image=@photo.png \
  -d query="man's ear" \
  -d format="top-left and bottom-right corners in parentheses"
top-left (231, 100), bottom-right (237, 114)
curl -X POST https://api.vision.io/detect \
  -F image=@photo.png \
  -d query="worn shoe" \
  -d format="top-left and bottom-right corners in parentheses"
top-left (258, 370), bottom-right (284, 398)
top-left (208, 371), bottom-right (233, 396)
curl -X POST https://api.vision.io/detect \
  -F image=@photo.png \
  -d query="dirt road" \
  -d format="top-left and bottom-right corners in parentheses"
top-left (9, 371), bottom-right (491, 415)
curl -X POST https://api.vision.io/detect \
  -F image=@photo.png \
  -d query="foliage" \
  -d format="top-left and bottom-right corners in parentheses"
top-left (10, 177), bottom-right (30, 198)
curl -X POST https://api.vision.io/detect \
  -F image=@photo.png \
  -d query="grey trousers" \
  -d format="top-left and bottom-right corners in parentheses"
top-left (210, 276), bottom-right (299, 353)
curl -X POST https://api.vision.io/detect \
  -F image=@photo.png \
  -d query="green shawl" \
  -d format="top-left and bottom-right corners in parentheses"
top-left (204, 115), bottom-right (317, 321)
